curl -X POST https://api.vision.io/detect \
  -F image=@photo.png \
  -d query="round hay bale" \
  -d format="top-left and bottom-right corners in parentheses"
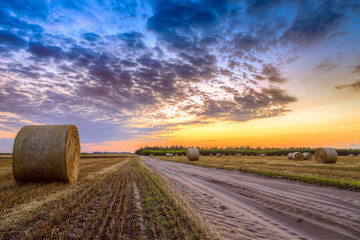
top-left (281, 154), bottom-right (285, 157)
top-left (315, 148), bottom-right (338, 163)
top-left (12, 125), bottom-right (80, 183)
top-left (292, 152), bottom-right (304, 161)
top-left (186, 148), bottom-right (199, 161)
top-left (216, 153), bottom-right (222, 158)
top-left (349, 154), bottom-right (354, 157)
top-left (209, 154), bottom-right (213, 157)
top-left (287, 153), bottom-right (293, 159)
top-left (358, 154), bottom-right (360, 156)
top-left (166, 153), bottom-right (170, 157)
top-left (175, 154), bottom-right (178, 156)
top-left (238, 153), bottom-right (243, 157)
top-left (150, 154), bottom-right (154, 157)
top-left (303, 152), bottom-right (312, 160)
top-left (260, 154), bottom-right (267, 157)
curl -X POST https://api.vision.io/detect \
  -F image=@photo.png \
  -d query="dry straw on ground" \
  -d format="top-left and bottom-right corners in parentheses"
top-left (287, 153), bottom-right (293, 159)
top-left (12, 125), bottom-right (80, 183)
top-left (292, 152), bottom-right (304, 161)
top-left (303, 152), bottom-right (312, 160)
top-left (186, 148), bottom-right (199, 161)
top-left (315, 148), bottom-right (338, 163)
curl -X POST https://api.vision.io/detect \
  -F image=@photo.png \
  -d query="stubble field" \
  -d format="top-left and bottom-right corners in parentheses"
top-left (0, 155), bottom-right (215, 240)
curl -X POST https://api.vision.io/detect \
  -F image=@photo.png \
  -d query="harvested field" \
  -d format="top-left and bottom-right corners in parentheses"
top-left (0, 155), bottom-right (214, 239)
top-left (155, 155), bottom-right (360, 189)
top-left (142, 156), bottom-right (360, 240)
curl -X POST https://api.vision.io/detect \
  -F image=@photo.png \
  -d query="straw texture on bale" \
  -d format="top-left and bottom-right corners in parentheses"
top-left (292, 152), bottom-right (304, 161)
top-left (287, 153), bottom-right (293, 159)
top-left (315, 148), bottom-right (338, 163)
top-left (303, 152), bottom-right (312, 160)
top-left (186, 148), bottom-right (199, 161)
top-left (216, 153), bottom-right (222, 158)
top-left (12, 125), bottom-right (80, 183)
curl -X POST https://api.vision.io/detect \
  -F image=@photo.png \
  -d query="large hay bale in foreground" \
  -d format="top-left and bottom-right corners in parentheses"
top-left (12, 125), bottom-right (80, 183)
top-left (292, 152), bottom-right (304, 161)
top-left (315, 148), bottom-right (337, 163)
top-left (303, 152), bottom-right (312, 160)
top-left (287, 153), bottom-right (293, 159)
top-left (186, 148), bottom-right (199, 161)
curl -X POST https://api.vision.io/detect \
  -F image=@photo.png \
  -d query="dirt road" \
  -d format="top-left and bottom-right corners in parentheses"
top-left (141, 156), bottom-right (360, 240)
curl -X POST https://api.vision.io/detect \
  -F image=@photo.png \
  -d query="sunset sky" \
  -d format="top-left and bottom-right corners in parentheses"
top-left (0, 0), bottom-right (360, 153)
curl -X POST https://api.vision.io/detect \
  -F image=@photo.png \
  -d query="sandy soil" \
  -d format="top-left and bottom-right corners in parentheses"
top-left (141, 156), bottom-right (360, 240)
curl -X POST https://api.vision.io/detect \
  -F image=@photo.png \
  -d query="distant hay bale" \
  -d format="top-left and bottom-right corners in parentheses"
top-left (281, 154), bottom-right (285, 157)
top-left (287, 153), bottom-right (293, 159)
top-left (216, 153), bottom-right (222, 158)
top-left (209, 154), bottom-right (213, 157)
top-left (186, 148), bottom-right (199, 161)
top-left (358, 154), bottom-right (360, 157)
top-left (315, 148), bottom-right (338, 163)
top-left (260, 154), bottom-right (267, 157)
top-left (303, 152), bottom-right (312, 160)
top-left (238, 153), bottom-right (243, 157)
top-left (150, 154), bottom-right (154, 157)
top-left (175, 154), bottom-right (178, 156)
top-left (166, 153), bottom-right (170, 157)
top-left (349, 154), bottom-right (355, 157)
top-left (12, 125), bottom-right (80, 183)
top-left (292, 152), bottom-right (304, 161)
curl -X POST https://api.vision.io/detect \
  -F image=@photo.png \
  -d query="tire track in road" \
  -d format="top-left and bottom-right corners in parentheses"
top-left (141, 157), bottom-right (360, 240)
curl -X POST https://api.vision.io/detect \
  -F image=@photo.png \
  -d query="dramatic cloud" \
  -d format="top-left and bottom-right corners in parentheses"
top-left (0, 0), bottom-right (359, 150)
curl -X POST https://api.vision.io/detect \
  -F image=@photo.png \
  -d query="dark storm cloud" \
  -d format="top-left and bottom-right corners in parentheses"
top-left (196, 87), bottom-right (297, 121)
top-left (335, 80), bottom-right (360, 91)
top-left (261, 64), bottom-right (286, 83)
top-left (280, 1), bottom-right (349, 47)
top-left (0, 30), bottom-right (26, 47)
top-left (28, 42), bottom-right (64, 59)
top-left (82, 33), bottom-right (102, 42)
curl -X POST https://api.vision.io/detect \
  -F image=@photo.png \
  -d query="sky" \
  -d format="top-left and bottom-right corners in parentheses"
top-left (0, 0), bottom-right (360, 153)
